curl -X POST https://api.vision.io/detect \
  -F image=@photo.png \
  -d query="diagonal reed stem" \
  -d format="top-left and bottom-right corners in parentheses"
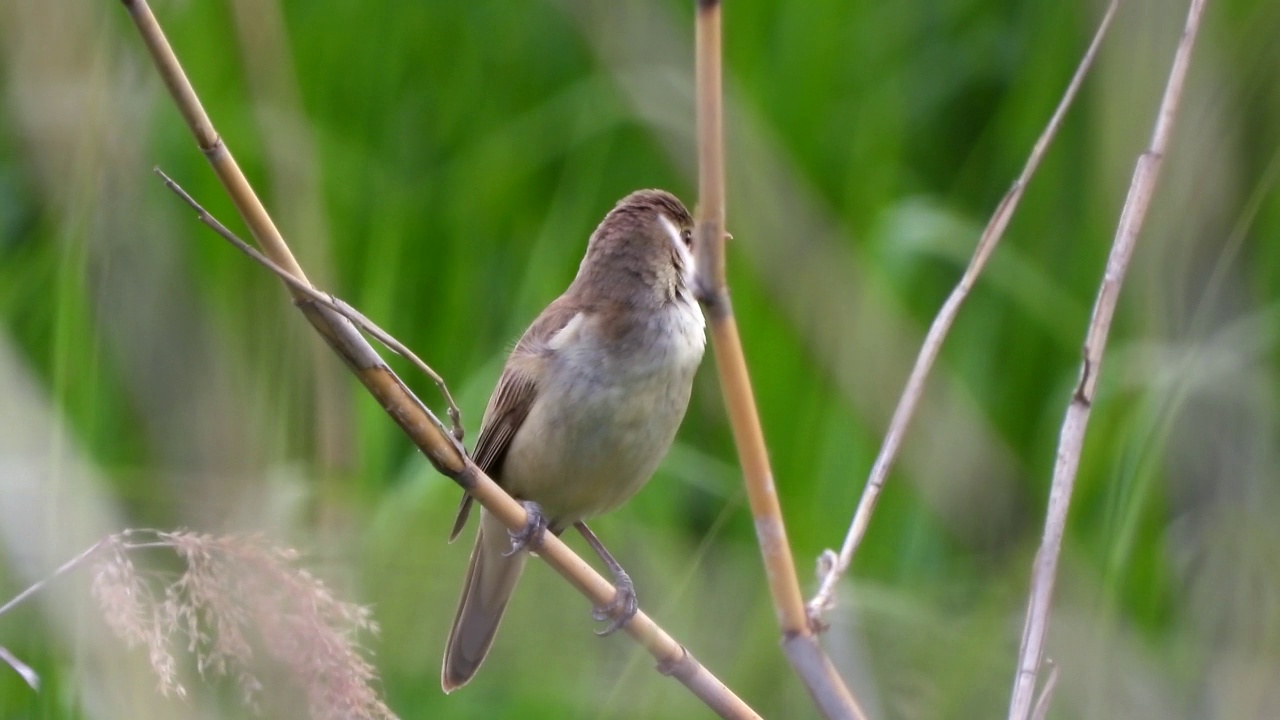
top-left (808, 0), bottom-right (1121, 622)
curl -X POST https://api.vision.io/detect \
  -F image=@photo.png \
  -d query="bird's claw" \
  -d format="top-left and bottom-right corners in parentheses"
top-left (592, 570), bottom-right (638, 636)
top-left (505, 501), bottom-right (548, 557)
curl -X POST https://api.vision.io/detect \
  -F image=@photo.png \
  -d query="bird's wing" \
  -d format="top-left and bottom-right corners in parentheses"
top-left (449, 300), bottom-right (584, 542)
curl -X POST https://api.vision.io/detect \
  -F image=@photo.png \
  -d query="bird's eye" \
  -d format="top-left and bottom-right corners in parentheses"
top-left (681, 229), bottom-right (693, 247)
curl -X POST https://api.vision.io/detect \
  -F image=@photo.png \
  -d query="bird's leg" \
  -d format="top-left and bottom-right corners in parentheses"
top-left (505, 500), bottom-right (548, 556)
top-left (574, 521), bottom-right (638, 636)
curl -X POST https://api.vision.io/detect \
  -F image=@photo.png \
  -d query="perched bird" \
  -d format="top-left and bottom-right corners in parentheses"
top-left (442, 189), bottom-right (706, 692)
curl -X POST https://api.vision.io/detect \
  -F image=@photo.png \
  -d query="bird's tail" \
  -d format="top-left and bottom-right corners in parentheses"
top-left (441, 510), bottom-right (527, 692)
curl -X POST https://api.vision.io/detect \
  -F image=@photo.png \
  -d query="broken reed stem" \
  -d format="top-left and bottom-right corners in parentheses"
top-left (0, 537), bottom-right (107, 618)
top-left (807, 0), bottom-right (1120, 622)
top-left (1029, 660), bottom-right (1060, 720)
top-left (0, 538), bottom-right (112, 693)
top-left (122, 0), bottom-right (307, 286)
top-left (692, 1), bottom-right (863, 718)
top-left (155, 168), bottom-right (463, 442)
top-left (119, 0), bottom-right (758, 716)
top-left (1006, 1), bottom-right (1210, 718)
top-left (0, 646), bottom-right (38, 690)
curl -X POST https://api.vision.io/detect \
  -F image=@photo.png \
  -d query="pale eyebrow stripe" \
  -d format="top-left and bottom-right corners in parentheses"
top-left (657, 212), bottom-right (697, 280)
top-left (658, 213), bottom-right (683, 250)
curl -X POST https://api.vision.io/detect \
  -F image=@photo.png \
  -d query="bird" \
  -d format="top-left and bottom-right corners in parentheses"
top-left (442, 189), bottom-right (706, 692)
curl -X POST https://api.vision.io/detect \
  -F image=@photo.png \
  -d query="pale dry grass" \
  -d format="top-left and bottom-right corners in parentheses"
top-left (88, 529), bottom-right (396, 720)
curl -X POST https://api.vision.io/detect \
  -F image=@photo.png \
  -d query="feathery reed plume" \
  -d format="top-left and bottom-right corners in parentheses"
top-left (82, 529), bottom-right (396, 720)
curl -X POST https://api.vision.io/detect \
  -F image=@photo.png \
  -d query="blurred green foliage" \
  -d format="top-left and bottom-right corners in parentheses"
top-left (2, 0), bottom-right (1280, 718)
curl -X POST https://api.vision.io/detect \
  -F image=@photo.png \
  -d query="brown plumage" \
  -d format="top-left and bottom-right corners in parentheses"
top-left (442, 189), bottom-right (705, 692)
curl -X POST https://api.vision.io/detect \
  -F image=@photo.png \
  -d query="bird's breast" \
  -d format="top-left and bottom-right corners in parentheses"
top-left (501, 301), bottom-right (705, 526)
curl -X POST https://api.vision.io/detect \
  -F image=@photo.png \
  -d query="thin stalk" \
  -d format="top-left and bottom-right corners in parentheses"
top-left (1007, 1), bottom-right (1210, 717)
top-left (693, 1), bottom-right (863, 718)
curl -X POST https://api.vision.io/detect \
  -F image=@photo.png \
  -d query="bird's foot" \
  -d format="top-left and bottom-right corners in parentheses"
top-left (504, 500), bottom-right (548, 556)
top-left (592, 569), bottom-right (638, 636)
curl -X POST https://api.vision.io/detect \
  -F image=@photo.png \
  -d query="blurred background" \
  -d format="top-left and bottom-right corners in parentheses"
top-left (2, 0), bottom-right (1279, 717)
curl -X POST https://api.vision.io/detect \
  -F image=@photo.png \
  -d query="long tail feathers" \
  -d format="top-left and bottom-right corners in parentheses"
top-left (441, 511), bottom-right (527, 692)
